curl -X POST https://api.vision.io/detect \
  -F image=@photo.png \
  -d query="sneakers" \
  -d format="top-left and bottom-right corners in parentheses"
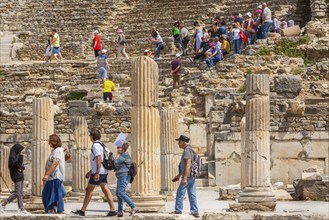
top-left (190, 212), bottom-right (200, 218)
top-left (106, 211), bottom-right (117, 217)
top-left (117, 212), bottom-right (123, 217)
top-left (71, 209), bottom-right (85, 217)
top-left (170, 211), bottom-right (182, 214)
top-left (129, 207), bottom-right (139, 216)
top-left (0, 204), bottom-right (5, 214)
top-left (18, 208), bottom-right (30, 214)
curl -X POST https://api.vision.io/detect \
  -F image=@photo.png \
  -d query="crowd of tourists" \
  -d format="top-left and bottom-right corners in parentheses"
top-left (0, 131), bottom-right (199, 218)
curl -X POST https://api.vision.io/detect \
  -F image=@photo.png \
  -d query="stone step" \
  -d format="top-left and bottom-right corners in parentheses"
top-left (196, 178), bottom-right (209, 187)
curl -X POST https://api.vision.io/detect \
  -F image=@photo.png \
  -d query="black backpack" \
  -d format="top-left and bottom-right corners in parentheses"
top-left (91, 141), bottom-right (115, 171)
top-left (128, 162), bottom-right (137, 183)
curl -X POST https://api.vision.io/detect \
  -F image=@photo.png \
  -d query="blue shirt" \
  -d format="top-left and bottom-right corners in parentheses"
top-left (210, 47), bottom-right (221, 59)
top-left (98, 54), bottom-right (108, 69)
top-left (219, 26), bottom-right (228, 36)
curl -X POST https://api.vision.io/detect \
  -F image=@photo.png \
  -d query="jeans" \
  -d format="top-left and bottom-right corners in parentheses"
top-left (175, 176), bottom-right (198, 214)
top-left (174, 36), bottom-right (182, 49)
top-left (6, 181), bottom-right (24, 209)
top-left (206, 57), bottom-right (220, 69)
top-left (233, 39), bottom-right (242, 54)
top-left (116, 174), bottom-right (136, 212)
top-left (262, 22), bottom-right (272, 39)
top-left (154, 42), bottom-right (163, 58)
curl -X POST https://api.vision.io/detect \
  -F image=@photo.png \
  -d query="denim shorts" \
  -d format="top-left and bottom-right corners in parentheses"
top-left (98, 67), bottom-right (108, 80)
top-left (88, 173), bottom-right (108, 185)
top-left (52, 47), bottom-right (60, 54)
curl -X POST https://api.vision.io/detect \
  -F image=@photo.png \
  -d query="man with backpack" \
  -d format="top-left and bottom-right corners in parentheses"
top-left (170, 135), bottom-right (199, 218)
top-left (71, 129), bottom-right (117, 217)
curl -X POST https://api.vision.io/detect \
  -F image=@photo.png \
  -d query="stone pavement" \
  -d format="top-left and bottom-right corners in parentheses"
top-left (1, 188), bottom-right (328, 219)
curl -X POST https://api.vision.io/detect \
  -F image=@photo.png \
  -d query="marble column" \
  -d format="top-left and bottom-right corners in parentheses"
top-left (71, 117), bottom-right (91, 195)
top-left (31, 98), bottom-right (54, 197)
top-left (240, 117), bottom-right (246, 188)
top-left (230, 74), bottom-right (276, 211)
top-left (160, 108), bottom-right (179, 200)
top-left (130, 56), bottom-right (165, 211)
top-left (0, 145), bottom-right (11, 193)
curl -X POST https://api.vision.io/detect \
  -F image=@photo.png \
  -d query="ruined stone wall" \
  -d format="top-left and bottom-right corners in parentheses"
top-left (1, 0), bottom-right (320, 60)
top-left (208, 91), bottom-right (329, 186)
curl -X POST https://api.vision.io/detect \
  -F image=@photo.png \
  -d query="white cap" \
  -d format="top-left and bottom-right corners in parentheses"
top-left (257, 5), bottom-right (262, 9)
top-left (175, 53), bottom-right (182, 58)
top-left (101, 49), bottom-right (107, 53)
top-left (246, 12), bottom-right (252, 17)
top-left (144, 49), bottom-right (150, 53)
top-left (93, 30), bottom-right (98, 34)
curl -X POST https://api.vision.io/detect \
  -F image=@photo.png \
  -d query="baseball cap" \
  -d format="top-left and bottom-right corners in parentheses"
top-left (175, 135), bottom-right (190, 143)
top-left (175, 53), bottom-right (182, 58)
top-left (93, 30), bottom-right (98, 34)
top-left (101, 49), bottom-right (108, 53)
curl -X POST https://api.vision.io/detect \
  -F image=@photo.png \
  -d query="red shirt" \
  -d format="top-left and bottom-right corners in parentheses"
top-left (93, 35), bottom-right (102, 50)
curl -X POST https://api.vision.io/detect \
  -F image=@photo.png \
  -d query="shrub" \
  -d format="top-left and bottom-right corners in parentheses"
top-left (67, 92), bottom-right (86, 100)
top-left (257, 47), bottom-right (271, 56)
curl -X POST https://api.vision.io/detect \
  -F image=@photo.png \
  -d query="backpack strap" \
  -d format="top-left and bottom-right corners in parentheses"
top-left (91, 140), bottom-right (104, 161)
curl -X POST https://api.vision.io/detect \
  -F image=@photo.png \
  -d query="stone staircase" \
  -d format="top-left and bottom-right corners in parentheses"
top-left (0, 31), bottom-right (15, 63)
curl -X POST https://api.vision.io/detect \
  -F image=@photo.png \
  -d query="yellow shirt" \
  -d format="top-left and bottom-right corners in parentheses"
top-left (52, 33), bottom-right (60, 47)
top-left (102, 80), bottom-right (116, 93)
top-left (221, 40), bottom-right (230, 53)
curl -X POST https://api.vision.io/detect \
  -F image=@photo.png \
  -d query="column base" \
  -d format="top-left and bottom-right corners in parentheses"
top-left (24, 196), bottom-right (45, 213)
top-left (229, 202), bottom-right (276, 211)
top-left (161, 191), bottom-right (176, 201)
top-left (131, 195), bottom-right (165, 212)
top-left (230, 187), bottom-right (276, 211)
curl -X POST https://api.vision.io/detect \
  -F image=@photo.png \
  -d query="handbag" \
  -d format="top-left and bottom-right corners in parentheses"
top-left (240, 32), bottom-right (248, 42)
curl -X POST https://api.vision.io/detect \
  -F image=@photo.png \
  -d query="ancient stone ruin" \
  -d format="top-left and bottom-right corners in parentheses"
top-left (0, 0), bottom-right (328, 217)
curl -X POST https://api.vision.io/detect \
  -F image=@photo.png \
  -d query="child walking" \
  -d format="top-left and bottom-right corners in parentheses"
top-left (102, 75), bottom-right (116, 103)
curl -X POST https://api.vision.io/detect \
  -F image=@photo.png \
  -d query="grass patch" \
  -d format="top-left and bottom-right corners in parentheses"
top-left (238, 83), bottom-right (246, 93)
top-left (67, 92), bottom-right (86, 100)
top-left (292, 67), bottom-right (303, 75)
top-left (0, 71), bottom-right (4, 77)
top-left (257, 47), bottom-right (271, 56)
top-left (273, 37), bottom-right (315, 65)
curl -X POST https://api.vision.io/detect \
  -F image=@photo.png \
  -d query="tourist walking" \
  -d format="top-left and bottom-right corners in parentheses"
top-left (172, 21), bottom-right (182, 51)
top-left (42, 134), bottom-right (66, 213)
top-left (71, 129), bottom-right (116, 217)
top-left (171, 53), bottom-right (182, 89)
top-left (179, 22), bottom-right (189, 56)
top-left (116, 29), bottom-right (129, 59)
top-left (97, 49), bottom-right (110, 91)
top-left (193, 21), bottom-right (203, 52)
top-left (114, 142), bottom-right (138, 218)
top-left (150, 30), bottom-right (164, 60)
top-left (93, 30), bottom-right (102, 62)
top-left (170, 135), bottom-right (199, 218)
top-left (44, 32), bottom-right (53, 63)
top-left (262, 3), bottom-right (272, 39)
top-left (51, 29), bottom-right (63, 62)
top-left (102, 75), bottom-right (116, 103)
top-left (0, 144), bottom-right (29, 214)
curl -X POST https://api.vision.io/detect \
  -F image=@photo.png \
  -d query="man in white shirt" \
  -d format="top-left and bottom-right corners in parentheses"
top-left (262, 3), bottom-right (272, 39)
top-left (72, 129), bottom-right (117, 217)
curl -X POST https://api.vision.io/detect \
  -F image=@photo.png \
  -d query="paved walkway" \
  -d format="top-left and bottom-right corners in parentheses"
top-left (1, 188), bottom-right (329, 219)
